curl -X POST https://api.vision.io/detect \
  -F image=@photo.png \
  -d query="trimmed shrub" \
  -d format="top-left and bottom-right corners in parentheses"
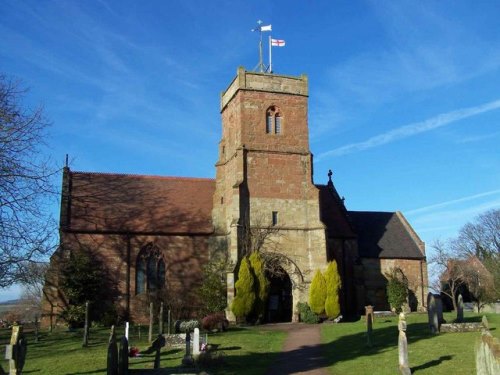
top-left (231, 257), bottom-right (256, 319)
top-left (198, 258), bottom-right (228, 315)
top-left (309, 269), bottom-right (327, 315)
top-left (201, 312), bottom-right (229, 332)
top-left (297, 302), bottom-right (319, 324)
top-left (324, 260), bottom-right (342, 318)
top-left (249, 251), bottom-right (269, 320)
top-left (386, 267), bottom-right (408, 313)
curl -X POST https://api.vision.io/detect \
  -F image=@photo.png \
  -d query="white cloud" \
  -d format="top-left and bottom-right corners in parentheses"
top-left (316, 99), bottom-right (500, 159)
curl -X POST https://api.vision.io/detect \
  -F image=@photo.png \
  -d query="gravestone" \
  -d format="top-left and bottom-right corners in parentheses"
top-left (457, 294), bottom-right (464, 322)
top-left (182, 331), bottom-right (193, 365)
top-left (5, 324), bottom-right (27, 375)
top-left (398, 313), bottom-right (411, 375)
top-left (435, 295), bottom-right (444, 325)
top-left (118, 336), bottom-right (128, 375)
top-left (151, 334), bottom-right (166, 369)
top-left (365, 305), bottom-right (374, 347)
top-left (107, 325), bottom-right (118, 375)
top-left (482, 315), bottom-right (489, 331)
top-left (125, 322), bottom-right (129, 340)
top-left (193, 328), bottom-right (200, 356)
top-left (427, 293), bottom-right (439, 334)
top-left (365, 305), bottom-right (374, 325)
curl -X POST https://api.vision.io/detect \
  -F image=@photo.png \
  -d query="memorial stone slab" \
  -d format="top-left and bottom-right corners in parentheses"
top-left (398, 313), bottom-right (411, 375)
top-left (457, 294), bottom-right (464, 322)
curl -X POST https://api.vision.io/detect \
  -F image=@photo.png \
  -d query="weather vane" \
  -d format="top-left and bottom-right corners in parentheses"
top-left (251, 20), bottom-right (285, 73)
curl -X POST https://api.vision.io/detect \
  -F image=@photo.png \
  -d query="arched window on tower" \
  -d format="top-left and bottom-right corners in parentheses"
top-left (136, 243), bottom-right (166, 295)
top-left (266, 106), bottom-right (283, 135)
top-left (275, 114), bottom-right (282, 134)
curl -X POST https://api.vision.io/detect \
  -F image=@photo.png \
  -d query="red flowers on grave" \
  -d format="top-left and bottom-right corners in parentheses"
top-left (129, 346), bottom-right (140, 357)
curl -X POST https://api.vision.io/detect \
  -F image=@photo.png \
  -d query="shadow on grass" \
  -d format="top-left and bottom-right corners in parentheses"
top-left (411, 355), bottom-right (453, 373)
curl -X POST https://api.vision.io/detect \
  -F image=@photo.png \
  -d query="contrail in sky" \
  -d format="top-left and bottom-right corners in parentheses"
top-left (405, 189), bottom-right (500, 215)
top-left (317, 99), bottom-right (500, 159)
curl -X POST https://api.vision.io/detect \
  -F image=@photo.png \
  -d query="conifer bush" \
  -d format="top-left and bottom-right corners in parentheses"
top-left (249, 251), bottom-right (269, 320)
top-left (386, 267), bottom-right (409, 313)
top-left (324, 260), bottom-right (342, 318)
top-left (231, 257), bottom-right (256, 319)
top-left (309, 269), bottom-right (327, 315)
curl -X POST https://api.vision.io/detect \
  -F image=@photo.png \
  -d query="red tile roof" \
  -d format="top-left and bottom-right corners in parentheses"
top-left (65, 171), bottom-right (215, 234)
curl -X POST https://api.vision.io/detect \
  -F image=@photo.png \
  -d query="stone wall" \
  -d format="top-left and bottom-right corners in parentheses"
top-left (41, 232), bottom-right (210, 326)
top-left (361, 258), bottom-right (428, 311)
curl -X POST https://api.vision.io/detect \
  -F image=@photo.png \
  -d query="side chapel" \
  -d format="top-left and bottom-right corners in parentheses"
top-left (42, 68), bottom-right (428, 324)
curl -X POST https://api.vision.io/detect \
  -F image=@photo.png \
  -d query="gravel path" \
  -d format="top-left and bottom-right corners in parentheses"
top-left (264, 323), bottom-right (330, 375)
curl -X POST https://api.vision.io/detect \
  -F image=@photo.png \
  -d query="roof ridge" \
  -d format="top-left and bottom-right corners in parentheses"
top-left (71, 170), bottom-right (215, 181)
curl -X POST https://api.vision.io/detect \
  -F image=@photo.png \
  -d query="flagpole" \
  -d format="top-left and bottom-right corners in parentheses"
top-left (259, 29), bottom-right (264, 72)
top-left (269, 35), bottom-right (272, 73)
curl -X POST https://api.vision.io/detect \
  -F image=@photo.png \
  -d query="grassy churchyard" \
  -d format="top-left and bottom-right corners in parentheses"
top-left (0, 311), bottom-right (497, 374)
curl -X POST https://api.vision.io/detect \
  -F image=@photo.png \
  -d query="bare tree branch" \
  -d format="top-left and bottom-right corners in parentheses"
top-left (0, 75), bottom-right (58, 287)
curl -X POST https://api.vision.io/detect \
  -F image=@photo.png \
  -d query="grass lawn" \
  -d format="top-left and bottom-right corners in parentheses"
top-left (321, 312), bottom-right (499, 375)
top-left (0, 312), bottom-right (496, 374)
top-left (0, 324), bottom-right (285, 374)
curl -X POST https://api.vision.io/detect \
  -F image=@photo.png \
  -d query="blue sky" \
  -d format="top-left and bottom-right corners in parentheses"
top-left (1, 1), bottom-right (499, 300)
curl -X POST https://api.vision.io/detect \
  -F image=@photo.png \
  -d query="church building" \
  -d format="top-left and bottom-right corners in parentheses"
top-left (42, 68), bottom-right (428, 324)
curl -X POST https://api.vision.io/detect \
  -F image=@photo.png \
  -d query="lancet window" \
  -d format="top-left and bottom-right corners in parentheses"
top-left (136, 243), bottom-right (166, 294)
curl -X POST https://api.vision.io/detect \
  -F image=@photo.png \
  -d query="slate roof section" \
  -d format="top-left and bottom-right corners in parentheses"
top-left (348, 211), bottom-right (425, 259)
top-left (317, 184), bottom-right (356, 238)
top-left (64, 171), bottom-right (215, 234)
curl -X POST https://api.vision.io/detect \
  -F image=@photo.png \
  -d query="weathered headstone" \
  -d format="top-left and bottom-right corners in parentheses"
top-left (193, 328), bottom-right (200, 356)
top-left (6, 324), bottom-right (27, 375)
top-left (398, 313), bottom-right (411, 375)
top-left (365, 305), bottom-right (374, 325)
top-left (482, 315), bottom-right (489, 331)
top-left (457, 294), bottom-right (464, 322)
top-left (427, 293), bottom-right (439, 334)
top-left (118, 336), bottom-right (128, 375)
top-left (365, 305), bottom-right (374, 347)
top-left (148, 302), bottom-right (153, 343)
top-left (107, 325), bottom-right (118, 375)
top-left (435, 295), bottom-right (444, 326)
top-left (83, 301), bottom-right (90, 347)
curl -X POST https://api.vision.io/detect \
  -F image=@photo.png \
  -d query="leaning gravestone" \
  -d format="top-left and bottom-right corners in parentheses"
top-left (5, 324), bottom-right (27, 375)
top-left (427, 293), bottom-right (439, 334)
top-left (107, 325), bottom-right (118, 375)
top-left (398, 313), bottom-right (411, 375)
top-left (457, 294), bottom-right (464, 322)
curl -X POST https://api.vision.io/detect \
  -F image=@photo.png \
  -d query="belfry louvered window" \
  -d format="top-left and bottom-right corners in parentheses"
top-left (266, 106), bottom-right (283, 134)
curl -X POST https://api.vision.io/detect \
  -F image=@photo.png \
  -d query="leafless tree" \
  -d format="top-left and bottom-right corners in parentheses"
top-left (454, 209), bottom-right (500, 299)
top-left (0, 75), bottom-right (58, 287)
top-left (430, 239), bottom-right (468, 312)
top-left (239, 212), bottom-right (303, 282)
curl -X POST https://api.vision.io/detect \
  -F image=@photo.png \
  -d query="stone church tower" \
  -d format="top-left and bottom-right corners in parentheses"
top-left (42, 67), bottom-right (427, 327)
top-left (212, 68), bottom-right (329, 321)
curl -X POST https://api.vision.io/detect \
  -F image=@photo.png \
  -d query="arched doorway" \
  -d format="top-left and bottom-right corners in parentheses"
top-left (266, 271), bottom-right (293, 323)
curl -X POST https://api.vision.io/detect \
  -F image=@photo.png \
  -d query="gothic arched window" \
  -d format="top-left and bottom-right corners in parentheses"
top-left (135, 243), bottom-right (166, 295)
top-left (266, 106), bottom-right (283, 134)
